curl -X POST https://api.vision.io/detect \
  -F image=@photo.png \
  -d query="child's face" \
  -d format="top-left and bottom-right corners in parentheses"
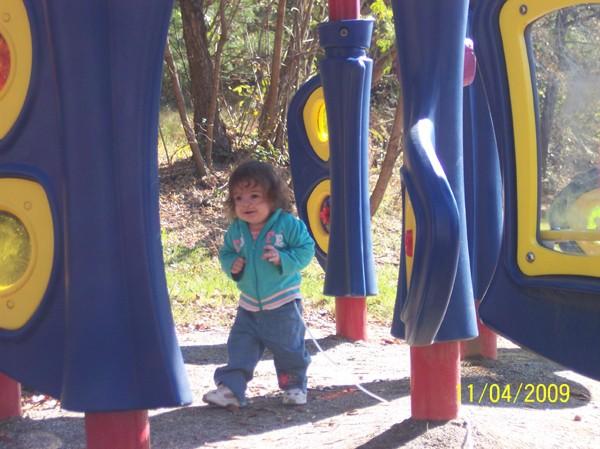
top-left (232, 182), bottom-right (272, 228)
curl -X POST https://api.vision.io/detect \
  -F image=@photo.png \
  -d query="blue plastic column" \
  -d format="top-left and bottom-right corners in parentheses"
top-left (390, 0), bottom-right (478, 342)
top-left (318, 20), bottom-right (377, 297)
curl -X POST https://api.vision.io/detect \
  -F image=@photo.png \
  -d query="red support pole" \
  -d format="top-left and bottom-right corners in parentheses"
top-left (335, 296), bottom-right (367, 341)
top-left (410, 342), bottom-right (461, 420)
top-left (85, 410), bottom-right (150, 449)
top-left (328, 0), bottom-right (360, 21)
top-left (461, 300), bottom-right (498, 360)
top-left (0, 373), bottom-right (22, 419)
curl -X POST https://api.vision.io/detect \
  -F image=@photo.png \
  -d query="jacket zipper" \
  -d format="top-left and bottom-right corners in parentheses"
top-left (251, 235), bottom-right (262, 311)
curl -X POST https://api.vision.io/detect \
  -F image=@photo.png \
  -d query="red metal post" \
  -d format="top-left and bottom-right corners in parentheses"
top-left (410, 342), bottom-right (461, 420)
top-left (328, 0), bottom-right (360, 21)
top-left (461, 300), bottom-right (498, 360)
top-left (0, 373), bottom-right (22, 419)
top-left (85, 410), bottom-right (150, 449)
top-left (335, 297), bottom-right (367, 341)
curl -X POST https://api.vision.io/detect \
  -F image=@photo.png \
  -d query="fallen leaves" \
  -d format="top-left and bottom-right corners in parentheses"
top-left (21, 393), bottom-right (59, 412)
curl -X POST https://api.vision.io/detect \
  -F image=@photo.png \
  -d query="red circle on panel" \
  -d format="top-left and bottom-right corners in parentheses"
top-left (0, 33), bottom-right (10, 91)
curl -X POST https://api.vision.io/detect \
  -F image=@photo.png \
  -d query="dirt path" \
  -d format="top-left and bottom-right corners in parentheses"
top-left (1, 319), bottom-right (599, 449)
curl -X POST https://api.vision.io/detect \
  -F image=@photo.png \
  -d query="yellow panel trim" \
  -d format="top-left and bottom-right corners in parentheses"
top-left (404, 189), bottom-right (416, 287)
top-left (500, 0), bottom-right (600, 277)
top-left (0, 0), bottom-right (32, 139)
top-left (541, 230), bottom-right (600, 242)
top-left (306, 179), bottom-right (330, 254)
top-left (302, 87), bottom-right (330, 162)
top-left (0, 178), bottom-right (54, 331)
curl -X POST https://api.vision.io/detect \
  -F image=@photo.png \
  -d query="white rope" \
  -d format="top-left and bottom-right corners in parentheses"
top-left (296, 302), bottom-right (388, 403)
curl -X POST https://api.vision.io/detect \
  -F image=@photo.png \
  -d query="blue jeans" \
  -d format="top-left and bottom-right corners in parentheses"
top-left (214, 300), bottom-right (311, 404)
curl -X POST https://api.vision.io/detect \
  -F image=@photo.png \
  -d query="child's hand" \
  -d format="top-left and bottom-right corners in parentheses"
top-left (262, 245), bottom-right (281, 266)
top-left (231, 257), bottom-right (246, 274)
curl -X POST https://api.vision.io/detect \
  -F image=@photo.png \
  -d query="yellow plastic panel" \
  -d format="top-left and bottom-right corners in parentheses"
top-left (306, 179), bottom-right (330, 254)
top-left (303, 87), bottom-right (330, 162)
top-left (0, 178), bottom-right (54, 330)
top-left (500, 0), bottom-right (600, 277)
top-left (0, 0), bottom-right (32, 139)
top-left (403, 191), bottom-right (416, 286)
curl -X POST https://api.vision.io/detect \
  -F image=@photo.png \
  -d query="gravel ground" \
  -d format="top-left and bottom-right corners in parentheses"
top-left (1, 318), bottom-right (600, 449)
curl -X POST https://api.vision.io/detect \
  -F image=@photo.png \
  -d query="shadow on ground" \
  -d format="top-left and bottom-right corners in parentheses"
top-left (149, 378), bottom-right (409, 449)
top-left (181, 334), bottom-right (349, 366)
top-left (355, 418), bottom-right (447, 449)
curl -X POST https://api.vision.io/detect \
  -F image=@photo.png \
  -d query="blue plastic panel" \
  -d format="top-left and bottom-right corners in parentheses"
top-left (463, 57), bottom-right (503, 300)
top-left (396, 121), bottom-right (461, 345)
top-left (474, 0), bottom-right (600, 380)
top-left (0, 0), bottom-right (191, 411)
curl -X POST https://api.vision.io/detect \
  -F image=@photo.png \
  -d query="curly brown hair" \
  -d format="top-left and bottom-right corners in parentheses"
top-left (225, 160), bottom-right (291, 219)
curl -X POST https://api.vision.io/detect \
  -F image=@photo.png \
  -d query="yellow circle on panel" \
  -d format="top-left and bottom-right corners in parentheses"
top-left (306, 179), bottom-right (330, 254)
top-left (0, 212), bottom-right (31, 287)
top-left (0, 178), bottom-right (54, 331)
top-left (0, 0), bottom-right (33, 139)
top-left (303, 87), bottom-right (330, 162)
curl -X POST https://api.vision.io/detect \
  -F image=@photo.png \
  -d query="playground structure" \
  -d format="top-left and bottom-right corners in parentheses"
top-left (1, 0), bottom-right (600, 447)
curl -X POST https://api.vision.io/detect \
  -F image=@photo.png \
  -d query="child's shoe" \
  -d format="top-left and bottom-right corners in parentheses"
top-left (202, 384), bottom-right (240, 408)
top-left (282, 388), bottom-right (307, 405)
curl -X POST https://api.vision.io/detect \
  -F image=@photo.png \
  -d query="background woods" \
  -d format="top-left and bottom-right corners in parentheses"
top-left (159, 0), bottom-right (600, 330)
top-left (160, 0), bottom-right (403, 215)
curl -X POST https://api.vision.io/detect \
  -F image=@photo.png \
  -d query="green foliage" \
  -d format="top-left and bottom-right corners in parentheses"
top-left (368, 264), bottom-right (400, 322)
top-left (369, 0), bottom-right (396, 55)
top-left (162, 7), bottom-right (190, 107)
top-left (162, 231), bottom-right (239, 324)
top-left (160, 0), bottom-right (402, 164)
top-left (531, 5), bottom-right (600, 214)
top-left (252, 142), bottom-right (290, 166)
top-left (158, 109), bottom-right (192, 164)
top-left (301, 259), bottom-right (401, 324)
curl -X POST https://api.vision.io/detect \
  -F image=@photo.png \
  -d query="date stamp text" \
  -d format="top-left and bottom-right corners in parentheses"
top-left (464, 383), bottom-right (571, 404)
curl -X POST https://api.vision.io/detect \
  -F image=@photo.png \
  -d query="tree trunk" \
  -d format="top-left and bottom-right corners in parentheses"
top-left (370, 90), bottom-right (404, 216)
top-left (206, 0), bottom-right (235, 168)
top-left (164, 39), bottom-right (208, 178)
top-left (372, 46), bottom-right (396, 86)
top-left (259, 0), bottom-right (288, 141)
top-left (273, 0), bottom-right (320, 149)
top-left (179, 0), bottom-right (231, 162)
top-left (539, 10), bottom-right (567, 179)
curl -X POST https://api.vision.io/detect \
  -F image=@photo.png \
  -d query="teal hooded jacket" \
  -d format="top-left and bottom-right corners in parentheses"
top-left (219, 209), bottom-right (315, 311)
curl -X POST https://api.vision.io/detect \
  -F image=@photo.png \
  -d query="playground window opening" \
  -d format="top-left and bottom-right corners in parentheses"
top-left (530, 4), bottom-right (600, 256)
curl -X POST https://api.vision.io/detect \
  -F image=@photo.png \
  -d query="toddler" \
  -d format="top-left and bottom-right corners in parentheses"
top-left (202, 160), bottom-right (315, 408)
